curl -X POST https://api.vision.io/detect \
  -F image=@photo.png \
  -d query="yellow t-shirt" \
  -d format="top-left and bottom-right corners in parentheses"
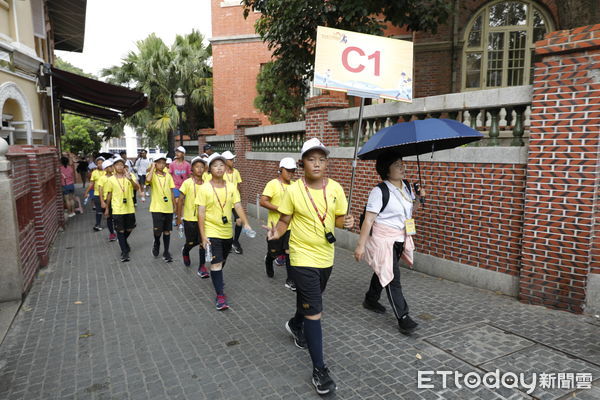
top-left (179, 177), bottom-right (204, 222)
top-left (262, 178), bottom-right (292, 229)
top-left (147, 172), bottom-right (175, 213)
top-left (104, 175), bottom-right (135, 215)
top-left (90, 169), bottom-right (105, 193)
top-left (202, 171), bottom-right (212, 182)
top-left (195, 182), bottom-right (241, 239)
top-left (277, 179), bottom-right (348, 268)
top-left (224, 168), bottom-right (242, 186)
top-left (97, 174), bottom-right (111, 200)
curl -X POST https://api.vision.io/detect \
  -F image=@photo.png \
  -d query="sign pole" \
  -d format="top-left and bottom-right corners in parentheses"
top-left (347, 96), bottom-right (365, 212)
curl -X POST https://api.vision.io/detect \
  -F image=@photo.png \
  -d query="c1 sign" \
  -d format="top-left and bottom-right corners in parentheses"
top-left (313, 26), bottom-right (413, 102)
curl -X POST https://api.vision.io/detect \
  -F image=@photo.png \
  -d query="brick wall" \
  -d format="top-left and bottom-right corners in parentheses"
top-left (7, 145), bottom-right (64, 293)
top-left (519, 24), bottom-right (600, 313)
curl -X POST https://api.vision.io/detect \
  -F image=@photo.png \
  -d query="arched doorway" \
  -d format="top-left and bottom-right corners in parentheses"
top-left (0, 82), bottom-right (33, 145)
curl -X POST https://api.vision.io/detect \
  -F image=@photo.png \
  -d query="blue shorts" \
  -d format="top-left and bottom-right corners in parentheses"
top-left (173, 188), bottom-right (180, 198)
top-left (63, 184), bottom-right (75, 195)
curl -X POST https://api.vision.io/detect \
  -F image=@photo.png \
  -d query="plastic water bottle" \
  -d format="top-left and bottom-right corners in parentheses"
top-left (178, 224), bottom-right (184, 238)
top-left (83, 197), bottom-right (88, 206)
top-left (205, 243), bottom-right (212, 263)
top-left (243, 227), bottom-right (256, 238)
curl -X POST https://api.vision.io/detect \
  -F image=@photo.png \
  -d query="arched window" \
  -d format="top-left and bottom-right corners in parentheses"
top-left (462, 0), bottom-right (553, 90)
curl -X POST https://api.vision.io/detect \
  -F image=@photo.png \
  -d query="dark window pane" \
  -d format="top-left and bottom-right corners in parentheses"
top-left (489, 1), bottom-right (527, 27)
top-left (466, 52), bottom-right (482, 88)
top-left (468, 15), bottom-right (482, 47)
top-left (487, 32), bottom-right (504, 87)
top-left (507, 30), bottom-right (526, 86)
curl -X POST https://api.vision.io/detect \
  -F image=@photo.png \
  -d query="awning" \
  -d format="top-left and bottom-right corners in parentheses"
top-left (47, 0), bottom-right (87, 52)
top-left (50, 67), bottom-right (147, 123)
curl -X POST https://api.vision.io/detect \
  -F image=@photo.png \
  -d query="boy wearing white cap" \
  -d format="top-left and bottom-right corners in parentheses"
top-left (104, 158), bottom-right (140, 262)
top-left (146, 156), bottom-right (176, 262)
top-left (84, 156), bottom-right (106, 231)
top-left (221, 150), bottom-right (244, 254)
top-left (177, 156), bottom-right (209, 277)
top-left (260, 157), bottom-right (297, 290)
top-left (196, 153), bottom-right (254, 310)
top-left (267, 138), bottom-right (354, 396)
top-left (97, 159), bottom-right (117, 242)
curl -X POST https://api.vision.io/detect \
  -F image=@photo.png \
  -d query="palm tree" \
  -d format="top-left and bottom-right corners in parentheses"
top-left (102, 31), bottom-right (213, 154)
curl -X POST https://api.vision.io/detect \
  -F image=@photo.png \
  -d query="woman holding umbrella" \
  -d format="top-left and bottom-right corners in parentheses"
top-left (353, 152), bottom-right (425, 334)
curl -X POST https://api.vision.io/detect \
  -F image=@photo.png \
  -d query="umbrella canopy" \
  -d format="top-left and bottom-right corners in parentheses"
top-left (357, 118), bottom-right (483, 160)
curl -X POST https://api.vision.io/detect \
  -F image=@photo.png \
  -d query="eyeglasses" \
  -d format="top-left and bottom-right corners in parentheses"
top-left (284, 168), bottom-right (297, 173)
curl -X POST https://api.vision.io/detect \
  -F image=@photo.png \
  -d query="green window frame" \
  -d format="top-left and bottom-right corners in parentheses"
top-left (462, 0), bottom-right (553, 90)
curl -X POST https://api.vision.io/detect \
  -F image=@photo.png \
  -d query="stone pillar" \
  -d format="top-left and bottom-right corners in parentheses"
top-left (520, 24), bottom-right (600, 314)
top-left (234, 118), bottom-right (261, 207)
top-left (198, 128), bottom-right (217, 154)
top-left (0, 137), bottom-right (24, 301)
top-left (305, 95), bottom-right (349, 147)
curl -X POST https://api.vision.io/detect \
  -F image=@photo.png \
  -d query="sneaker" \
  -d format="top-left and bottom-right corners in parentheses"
top-left (265, 256), bottom-right (274, 278)
top-left (109, 233), bottom-right (117, 242)
top-left (163, 252), bottom-right (173, 263)
top-left (398, 314), bottom-right (419, 334)
top-left (285, 319), bottom-right (306, 349)
top-left (363, 299), bottom-right (386, 314)
top-left (120, 252), bottom-right (130, 262)
top-left (274, 255), bottom-right (285, 266)
top-left (197, 265), bottom-right (210, 279)
top-left (68, 212), bottom-right (76, 218)
top-left (152, 244), bottom-right (159, 258)
top-left (93, 225), bottom-right (103, 231)
top-left (312, 366), bottom-right (336, 395)
top-left (216, 295), bottom-right (229, 310)
top-left (182, 248), bottom-right (190, 267)
top-left (285, 279), bottom-right (296, 291)
top-left (231, 242), bottom-right (243, 255)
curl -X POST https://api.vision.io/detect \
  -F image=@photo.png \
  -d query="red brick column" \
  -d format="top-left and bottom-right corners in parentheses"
top-left (520, 24), bottom-right (600, 313)
top-left (234, 118), bottom-right (261, 208)
top-left (305, 95), bottom-right (348, 146)
top-left (198, 128), bottom-right (217, 154)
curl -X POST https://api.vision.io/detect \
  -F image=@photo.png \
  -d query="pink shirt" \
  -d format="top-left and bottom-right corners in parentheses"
top-left (60, 165), bottom-right (75, 186)
top-left (169, 160), bottom-right (191, 188)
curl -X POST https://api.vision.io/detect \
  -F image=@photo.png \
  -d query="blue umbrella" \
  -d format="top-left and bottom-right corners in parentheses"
top-left (357, 118), bottom-right (483, 160)
top-left (356, 118), bottom-right (484, 203)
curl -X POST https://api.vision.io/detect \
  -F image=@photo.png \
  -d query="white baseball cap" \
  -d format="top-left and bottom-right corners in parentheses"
top-left (95, 156), bottom-right (105, 162)
top-left (207, 152), bottom-right (227, 166)
top-left (191, 156), bottom-right (207, 165)
top-left (279, 157), bottom-right (297, 170)
top-left (166, 157), bottom-right (173, 164)
top-left (176, 146), bottom-right (186, 153)
top-left (154, 155), bottom-right (167, 162)
top-left (300, 138), bottom-right (329, 158)
top-left (222, 150), bottom-right (236, 160)
top-left (102, 159), bottom-right (113, 169)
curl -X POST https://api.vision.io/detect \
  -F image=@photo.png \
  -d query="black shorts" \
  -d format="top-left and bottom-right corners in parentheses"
top-left (113, 213), bottom-right (136, 231)
top-left (152, 212), bottom-right (173, 232)
top-left (290, 266), bottom-right (333, 316)
top-left (208, 238), bottom-right (232, 265)
top-left (183, 220), bottom-right (200, 246)
top-left (267, 230), bottom-right (290, 257)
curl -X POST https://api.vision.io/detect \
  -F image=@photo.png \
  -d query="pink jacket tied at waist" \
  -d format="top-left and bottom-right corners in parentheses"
top-left (364, 222), bottom-right (415, 287)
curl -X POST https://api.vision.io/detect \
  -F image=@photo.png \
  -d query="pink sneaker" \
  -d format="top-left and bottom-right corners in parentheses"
top-left (108, 233), bottom-right (117, 242)
top-left (197, 265), bottom-right (210, 279)
top-left (216, 295), bottom-right (229, 311)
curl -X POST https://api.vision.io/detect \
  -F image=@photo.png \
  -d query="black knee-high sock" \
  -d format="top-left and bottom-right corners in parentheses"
top-left (199, 246), bottom-right (206, 266)
top-left (292, 311), bottom-right (304, 329)
top-left (107, 216), bottom-right (115, 234)
top-left (95, 210), bottom-right (102, 226)
top-left (124, 231), bottom-right (131, 239)
top-left (116, 232), bottom-right (128, 253)
top-left (234, 224), bottom-right (242, 242)
top-left (210, 270), bottom-right (224, 295)
top-left (304, 318), bottom-right (325, 369)
top-left (163, 234), bottom-right (170, 254)
top-left (153, 234), bottom-right (161, 251)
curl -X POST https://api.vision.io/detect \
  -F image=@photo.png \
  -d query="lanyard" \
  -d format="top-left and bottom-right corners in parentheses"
top-left (192, 177), bottom-right (202, 216)
top-left (278, 178), bottom-right (287, 194)
top-left (210, 181), bottom-right (228, 216)
top-left (156, 173), bottom-right (168, 197)
top-left (302, 178), bottom-right (328, 226)
top-left (115, 175), bottom-right (128, 194)
top-left (389, 182), bottom-right (412, 220)
top-left (225, 169), bottom-right (235, 184)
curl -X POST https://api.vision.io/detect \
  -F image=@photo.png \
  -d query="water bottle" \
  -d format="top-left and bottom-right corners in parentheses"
top-left (178, 224), bottom-right (184, 238)
top-left (243, 227), bottom-right (256, 238)
top-left (205, 243), bottom-right (212, 263)
top-left (83, 197), bottom-right (89, 206)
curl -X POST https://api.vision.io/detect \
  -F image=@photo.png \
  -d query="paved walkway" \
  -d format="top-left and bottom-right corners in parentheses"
top-left (0, 192), bottom-right (599, 399)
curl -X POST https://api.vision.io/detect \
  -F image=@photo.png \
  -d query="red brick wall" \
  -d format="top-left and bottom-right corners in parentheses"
top-left (7, 145), bottom-right (64, 293)
top-left (519, 24), bottom-right (600, 313)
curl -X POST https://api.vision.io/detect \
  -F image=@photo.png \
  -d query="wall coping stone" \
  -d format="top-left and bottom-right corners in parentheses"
top-left (206, 134), bottom-right (234, 143)
top-left (245, 121), bottom-right (305, 136)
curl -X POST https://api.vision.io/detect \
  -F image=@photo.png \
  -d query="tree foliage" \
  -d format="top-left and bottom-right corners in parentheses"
top-left (61, 114), bottom-right (104, 155)
top-left (101, 31), bottom-right (213, 151)
top-left (242, 0), bottom-right (452, 120)
top-left (254, 62), bottom-right (305, 124)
